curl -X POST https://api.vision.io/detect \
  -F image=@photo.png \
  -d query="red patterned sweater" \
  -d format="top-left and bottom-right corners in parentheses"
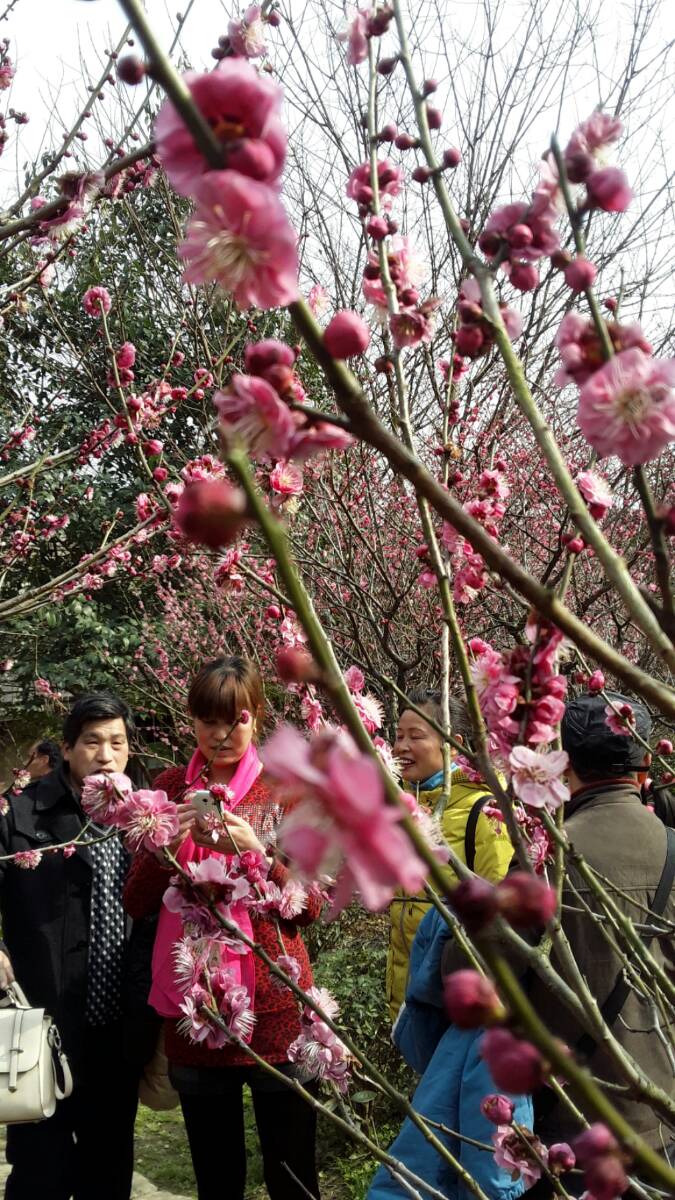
top-left (123, 766), bottom-right (321, 1068)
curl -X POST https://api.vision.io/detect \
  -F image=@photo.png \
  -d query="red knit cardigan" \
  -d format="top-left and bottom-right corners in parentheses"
top-left (123, 765), bottom-right (321, 1068)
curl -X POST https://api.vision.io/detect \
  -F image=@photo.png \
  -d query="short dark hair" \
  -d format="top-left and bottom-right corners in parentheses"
top-left (402, 689), bottom-right (473, 746)
top-left (62, 693), bottom-right (134, 748)
top-left (188, 657), bottom-right (265, 727)
top-left (34, 739), bottom-right (62, 768)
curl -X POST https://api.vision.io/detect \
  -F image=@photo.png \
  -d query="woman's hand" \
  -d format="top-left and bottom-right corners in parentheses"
top-left (156, 803), bottom-right (195, 862)
top-left (192, 810), bottom-right (266, 857)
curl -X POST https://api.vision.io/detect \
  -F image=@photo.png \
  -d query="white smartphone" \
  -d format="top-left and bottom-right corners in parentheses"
top-left (189, 790), bottom-right (218, 815)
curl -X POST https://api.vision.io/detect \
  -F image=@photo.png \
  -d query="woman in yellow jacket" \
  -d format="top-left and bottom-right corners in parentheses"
top-left (386, 690), bottom-right (514, 1022)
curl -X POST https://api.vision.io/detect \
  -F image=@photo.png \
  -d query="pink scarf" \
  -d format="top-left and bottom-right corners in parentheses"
top-left (149, 742), bottom-right (263, 1021)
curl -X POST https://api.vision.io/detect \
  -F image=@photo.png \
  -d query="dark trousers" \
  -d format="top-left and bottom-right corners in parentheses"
top-left (173, 1063), bottom-right (319, 1200)
top-left (5, 1023), bottom-right (139, 1200)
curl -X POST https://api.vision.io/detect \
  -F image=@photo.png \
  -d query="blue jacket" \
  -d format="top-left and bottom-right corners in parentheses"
top-left (369, 907), bottom-right (532, 1200)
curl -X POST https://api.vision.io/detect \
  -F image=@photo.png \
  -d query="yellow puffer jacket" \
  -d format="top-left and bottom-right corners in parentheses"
top-left (386, 769), bottom-right (514, 1021)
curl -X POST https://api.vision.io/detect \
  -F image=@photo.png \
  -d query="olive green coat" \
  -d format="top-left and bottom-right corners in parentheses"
top-left (386, 769), bottom-right (514, 1021)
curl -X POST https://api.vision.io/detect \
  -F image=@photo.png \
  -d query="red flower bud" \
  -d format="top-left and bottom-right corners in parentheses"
top-left (394, 132), bottom-right (418, 150)
top-left (367, 215), bottom-right (389, 241)
top-left (443, 970), bottom-right (505, 1029)
top-left (508, 223), bottom-right (533, 249)
top-left (117, 55), bottom-right (145, 85)
top-left (565, 150), bottom-right (594, 183)
top-left (455, 325), bottom-right (485, 357)
top-left (442, 146), bottom-right (461, 169)
top-left (449, 876), bottom-right (499, 931)
top-left (324, 311), bottom-right (370, 359)
top-left (426, 105), bottom-right (442, 130)
top-left (377, 56), bottom-right (399, 76)
top-left (584, 1155), bottom-right (629, 1200)
top-left (547, 1143), bottom-right (576, 1175)
top-left (572, 1124), bottom-right (619, 1166)
top-left (481, 1028), bottom-right (546, 1093)
top-left (480, 1094), bottom-right (514, 1125)
top-left (588, 670), bottom-right (605, 693)
top-left (422, 78), bottom-right (438, 95)
top-left (603, 297), bottom-right (618, 313)
top-left (564, 257), bottom-right (597, 292)
top-left (550, 249), bottom-right (572, 270)
top-left (265, 605), bottom-right (281, 620)
top-left (275, 647), bottom-right (320, 684)
top-left (378, 123), bottom-right (398, 143)
top-left (509, 262), bottom-right (539, 292)
top-left (496, 873), bottom-right (557, 928)
top-left (656, 739), bottom-right (673, 755)
top-left (174, 481), bottom-right (249, 548)
top-left (412, 165), bottom-right (432, 183)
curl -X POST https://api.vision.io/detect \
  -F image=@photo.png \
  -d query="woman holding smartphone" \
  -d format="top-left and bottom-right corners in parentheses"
top-left (123, 656), bottom-right (322, 1200)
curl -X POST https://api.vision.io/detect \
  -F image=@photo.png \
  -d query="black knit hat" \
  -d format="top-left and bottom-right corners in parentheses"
top-left (561, 691), bottom-right (651, 777)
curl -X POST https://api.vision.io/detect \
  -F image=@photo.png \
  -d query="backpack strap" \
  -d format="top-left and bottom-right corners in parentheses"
top-left (576, 825), bottom-right (675, 1061)
top-left (464, 795), bottom-right (491, 872)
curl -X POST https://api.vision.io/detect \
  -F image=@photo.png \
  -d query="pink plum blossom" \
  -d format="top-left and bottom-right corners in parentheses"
top-left (576, 470), bottom-right (613, 520)
top-left (509, 747), bottom-right (570, 811)
top-left (344, 665), bottom-right (365, 693)
top-left (263, 725), bottom-right (427, 912)
top-left (346, 159), bottom-right (403, 209)
top-left (214, 374), bottom-right (296, 460)
top-left (353, 691), bottom-right (384, 734)
top-left (577, 348), bottom-right (675, 465)
top-left (82, 286), bottom-right (111, 317)
top-left (81, 772), bottom-right (134, 824)
top-left (14, 850), bottom-right (43, 869)
top-left (179, 171), bottom-right (299, 310)
top-left (154, 64), bottom-right (286, 196)
top-left (287, 987), bottom-right (351, 1091)
top-left (604, 702), bottom-right (635, 735)
top-left (116, 789), bottom-right (180, 852)
top-left (554, 311), bottom-right (651, 388)
top-left (228, 6), bottom-right (266, 58)
top-left (270, 461), bottom-right (304, 496)
top-left (565, 112), bottom-right (623, 161)
top-left (275, 954), bottom-right (302, 983)
top-left (308, 284), bottom-right (330, 316)
top-left (492, 1127), bottom-right (546, 1189)
top-left (338, 9), bottom-right (369, 65)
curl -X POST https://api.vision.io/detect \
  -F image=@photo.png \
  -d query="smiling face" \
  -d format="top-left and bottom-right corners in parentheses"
top-left (394, 705), bottom-right (446, 784)
top-left (63, 718), bottom-right (129, 788)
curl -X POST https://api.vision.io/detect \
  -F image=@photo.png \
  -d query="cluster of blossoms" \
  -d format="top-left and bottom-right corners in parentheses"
top-left (469, 615), bottom-right (567, 761)
top-left (439, 463), bottom-right (510, 603)
top-left (287, 986), bottom-right (351, 1093)
top-left (554, 308), bottom-right (675, 466)
top-left (262, 724), bottom-right (426, 913)
top-left (478, 112), bottom-right (630, 296)
top-left (338, 5), bottom-right (394, 66)
top-left (154, 56), bottom-right (298, 310)
top-left (81, 773), bottom-right (180, 852)
top-left (31, 171), bottom-right (104, 245)
top-left (482, 1095), bottom-right (575, 1188)
top-left (451, 278), bottom-right (522, 361)
top-left (214, 338), bottom-right (354, 465)
top-left (347, 159), bottom-right (439, 350)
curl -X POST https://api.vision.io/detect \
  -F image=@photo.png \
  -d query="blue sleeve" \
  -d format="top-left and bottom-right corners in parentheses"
top-left (368, 1028), bottom-right (533, 1200)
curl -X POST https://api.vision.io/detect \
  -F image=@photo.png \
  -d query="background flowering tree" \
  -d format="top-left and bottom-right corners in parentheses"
top-left (1, 0), bottom-right (675, 1195)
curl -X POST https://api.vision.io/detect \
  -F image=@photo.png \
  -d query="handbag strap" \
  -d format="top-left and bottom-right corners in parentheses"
top-left (576, 826), bottom-right (675, 1061)
top-left (0, 983), bottom-right (30, 1011)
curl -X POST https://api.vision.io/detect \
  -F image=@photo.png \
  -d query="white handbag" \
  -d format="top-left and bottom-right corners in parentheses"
top-left (0, 983), bottom-right (73, 1123)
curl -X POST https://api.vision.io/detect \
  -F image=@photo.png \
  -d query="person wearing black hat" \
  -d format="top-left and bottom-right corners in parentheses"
top-left (522, 691), bottom-right (675, 1192)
